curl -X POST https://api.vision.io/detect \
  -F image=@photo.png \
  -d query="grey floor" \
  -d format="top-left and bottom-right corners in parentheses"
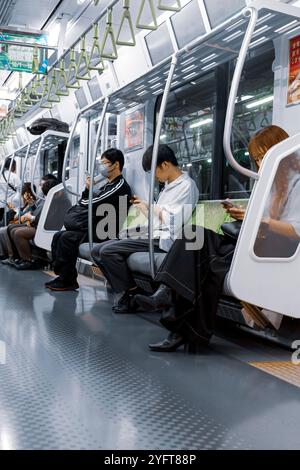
top-left (0, 266), bottom-right (299, 450)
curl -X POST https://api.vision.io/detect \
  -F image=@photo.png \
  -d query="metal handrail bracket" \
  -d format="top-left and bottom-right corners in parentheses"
top-left (31, 130), bottom-right (69, 200)
top-left (18, 143), bottom-right (31, 223)
top-left (223, 6), bottom-right (259, 181)
top-left (4, 155), bottom-right (15, 226)
top-left (62, 96), bottom-right (105, 198)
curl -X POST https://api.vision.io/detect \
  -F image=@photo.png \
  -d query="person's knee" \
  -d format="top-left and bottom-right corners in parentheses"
top-left (92, 242), bottom-right (115, 264)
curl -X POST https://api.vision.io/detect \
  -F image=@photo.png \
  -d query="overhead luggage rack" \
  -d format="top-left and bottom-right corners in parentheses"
top-left (12, 131), bottom-right (68, 159)
top-left (107, 0), bottom-right (300, 114)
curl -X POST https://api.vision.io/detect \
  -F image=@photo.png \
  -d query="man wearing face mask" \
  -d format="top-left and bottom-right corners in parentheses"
top-left (45, 149), bottom-right (132, 291)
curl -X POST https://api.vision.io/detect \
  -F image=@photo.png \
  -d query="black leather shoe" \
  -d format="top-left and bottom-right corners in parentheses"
top-left (135, 285), bottom-right (173, 311)
top-left (113, 291), bottom-right (133, 314)
top-left (148, 332), bottom-right (185, 352)
top-left (46, 277), bottom-right (79, 291)
top-left (15, 260), bottom-right (39, 270)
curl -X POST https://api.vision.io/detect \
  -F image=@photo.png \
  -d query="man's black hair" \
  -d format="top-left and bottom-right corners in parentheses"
top-left (22, 182), bottom-right (36, 197)
top-left (3, 158), bottom-right (16, 172)
top-left (101, 148), bottom-right (125, 171)
top-left (142, 144), bottom-right (178, 172)
top-left (42, 179), bottom-right (59, 196)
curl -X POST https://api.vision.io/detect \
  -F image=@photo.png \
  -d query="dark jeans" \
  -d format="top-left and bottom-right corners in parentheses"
top-left (92, 238), bottom-right (164, 293)
top-left (155, 227), bottom-right (236, 345)
top-left (51, 230), bottom-right (87, 283)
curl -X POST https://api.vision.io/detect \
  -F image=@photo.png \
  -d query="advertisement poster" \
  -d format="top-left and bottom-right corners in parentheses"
top-left (124, 107), bottom-right (145, 153)
top-left (287, 35), bottom-right (300, 105)
top-left (0, 29), bottom-right (48, 74)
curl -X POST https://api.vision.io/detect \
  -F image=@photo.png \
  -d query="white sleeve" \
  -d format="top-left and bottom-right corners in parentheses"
top-left (158, 180), bottom-right (199, 239)
top-left (283, 182), bottom-right (300, 237)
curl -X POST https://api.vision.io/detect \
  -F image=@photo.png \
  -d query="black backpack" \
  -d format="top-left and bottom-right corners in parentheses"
top-left (27, 118), bottom-right (69, 135)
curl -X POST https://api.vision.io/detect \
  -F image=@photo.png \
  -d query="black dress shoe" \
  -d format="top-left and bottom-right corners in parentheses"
top-left (135, 285), bottom-right (173, 311)
top-left (15, 260), bottom-right (39, 270)
top-left (46, 277), bottom-right (79, 291)
top-left (113, 291), bottom-right (133, 314)
top-left (148, 332), bottom-right (185, 352)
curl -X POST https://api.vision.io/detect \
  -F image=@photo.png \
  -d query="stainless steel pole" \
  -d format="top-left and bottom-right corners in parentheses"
top-left (88, 97), bottom-right (110, 259)
top-left (149, 54), bottom-right (178, 279)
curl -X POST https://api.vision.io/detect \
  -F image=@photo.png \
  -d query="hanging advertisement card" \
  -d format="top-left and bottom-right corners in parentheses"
top-left (287, 35), bottom-right (300, 105)
top-left (124, 107), bottom-right (145, 153)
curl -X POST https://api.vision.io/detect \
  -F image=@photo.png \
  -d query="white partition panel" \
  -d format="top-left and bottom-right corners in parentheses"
top-left (34, 178), bottom-right (76, 251)
top-left (228, 132), bottom-right (300, 318)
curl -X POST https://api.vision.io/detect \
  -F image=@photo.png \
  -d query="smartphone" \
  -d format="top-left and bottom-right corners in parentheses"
top-left (221, 200), bottom-right (238, 209)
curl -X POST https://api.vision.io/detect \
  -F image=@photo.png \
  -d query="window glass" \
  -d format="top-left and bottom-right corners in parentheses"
top-left (204, 0), bottom-right (245, 28)
top-left (254, 153), bottom-right (300, 259)
top-left (160, 73), bottom-right (216, 200)
top-left (224, 43), bottom-right (275, 199)
top-left (171, 0), bottom-right (206, 49)
top-left (145, 23), bottom-right (174, 66)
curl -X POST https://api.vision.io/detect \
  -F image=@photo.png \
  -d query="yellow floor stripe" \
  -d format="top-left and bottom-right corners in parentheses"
top-left (250, 362), bottom-right (300, 388)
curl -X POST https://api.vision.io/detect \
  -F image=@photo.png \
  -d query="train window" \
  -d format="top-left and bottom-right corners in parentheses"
top-left (145, 23), bottom-right (174, 66)
top-left (171, 0), bottom-right (206, 49)
top-left (203, 0), bottom-right (245, 28)
top-left (253, 153), bottom-right (300, 259)
top-left (75, 88), bottom-right (88, 109)
top-left (51, 105), bottom-right (61, 121)
top-left (160, 73), bottom-right (216, 200)
top-left (224, 42), bottom-right (275, 200)
top-left (88, 76), bottom-right (102, 102)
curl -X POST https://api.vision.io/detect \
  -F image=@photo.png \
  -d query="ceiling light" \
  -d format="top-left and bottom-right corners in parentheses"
top-left (190, 118), bottom-right (213, 129)
top-left (246, 96), bottom-right (273, 109)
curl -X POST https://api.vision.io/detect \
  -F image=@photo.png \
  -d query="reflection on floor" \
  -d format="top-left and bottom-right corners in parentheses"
top-left (0, 266), bottom-right (300, 450)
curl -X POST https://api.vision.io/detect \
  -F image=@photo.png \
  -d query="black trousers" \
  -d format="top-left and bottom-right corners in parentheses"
top-left (0, 208), bottom-right (4, 223)
top-left (51, 230), bottom-right (87, 283)
top-left (92, 238), bottom-right (164, 293)
top-left (155, 227), bottom-right (236, 345)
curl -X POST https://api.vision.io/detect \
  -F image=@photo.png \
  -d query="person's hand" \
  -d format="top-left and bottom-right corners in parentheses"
top-left (227, 206), bottom-right (245, 221)
top-left (131, 196), bottom-right (148, 215)
top-left (21, 213), bottom-right (31, 223)
top-left (7, 202), bottom-right (14, 210)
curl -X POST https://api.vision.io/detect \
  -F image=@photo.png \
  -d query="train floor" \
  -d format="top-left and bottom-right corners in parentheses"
top-left (0, 266), bottom-right (299, 450)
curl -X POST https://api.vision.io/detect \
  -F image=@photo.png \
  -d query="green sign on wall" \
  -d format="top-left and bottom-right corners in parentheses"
top-left (0, 30), bottom-right (48, 74)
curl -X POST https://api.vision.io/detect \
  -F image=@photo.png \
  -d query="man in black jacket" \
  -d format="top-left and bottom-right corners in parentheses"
top-left (45, 148), bottom-right (132, 291)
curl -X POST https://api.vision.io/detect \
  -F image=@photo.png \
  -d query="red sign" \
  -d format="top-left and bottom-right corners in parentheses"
top-left (124, 108), bottom-right (145, 152)
top-left (287, 35), bottom-right (300, 105)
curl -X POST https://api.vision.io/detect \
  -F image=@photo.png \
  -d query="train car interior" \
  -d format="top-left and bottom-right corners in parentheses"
top-left (1, 0), bottom-right (300, 451)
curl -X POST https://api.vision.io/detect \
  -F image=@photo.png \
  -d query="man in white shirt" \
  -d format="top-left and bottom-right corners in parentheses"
top-left (92, 144), bottom-right (199, 313)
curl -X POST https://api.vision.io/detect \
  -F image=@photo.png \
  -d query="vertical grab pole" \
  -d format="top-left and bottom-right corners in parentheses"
top-left (149, 54), bottom-right (178, 279)
top-left (4, 155), bottom-right (15, 226)
top-left (62, 112), bottom-right (82, 197)
top-left (31, 135), bottom-right (46, 200)
top-left (18, 145), bottom-right (31, 223)
top-left (88, 97), bottom-right (109, 259)
top-left (223, 7), bottom-right (259, 181)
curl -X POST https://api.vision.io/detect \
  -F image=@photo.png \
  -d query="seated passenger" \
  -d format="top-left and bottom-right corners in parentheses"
top-left (0, 158), bottom-right (21, 224)
top-left (0, 182), bottom-right (37, 261)
top-left (135, 125), bottom-right (299, 352)
top-left (92, 144), bottom-right (199, 313)
top-left (45, 148), bottom-right (132, 292)
top-left (6, 178), bottom-right (59, 270)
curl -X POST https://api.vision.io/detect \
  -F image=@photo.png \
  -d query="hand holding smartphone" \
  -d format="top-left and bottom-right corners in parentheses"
top-left (221, 199), bottom-right (236, 209)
